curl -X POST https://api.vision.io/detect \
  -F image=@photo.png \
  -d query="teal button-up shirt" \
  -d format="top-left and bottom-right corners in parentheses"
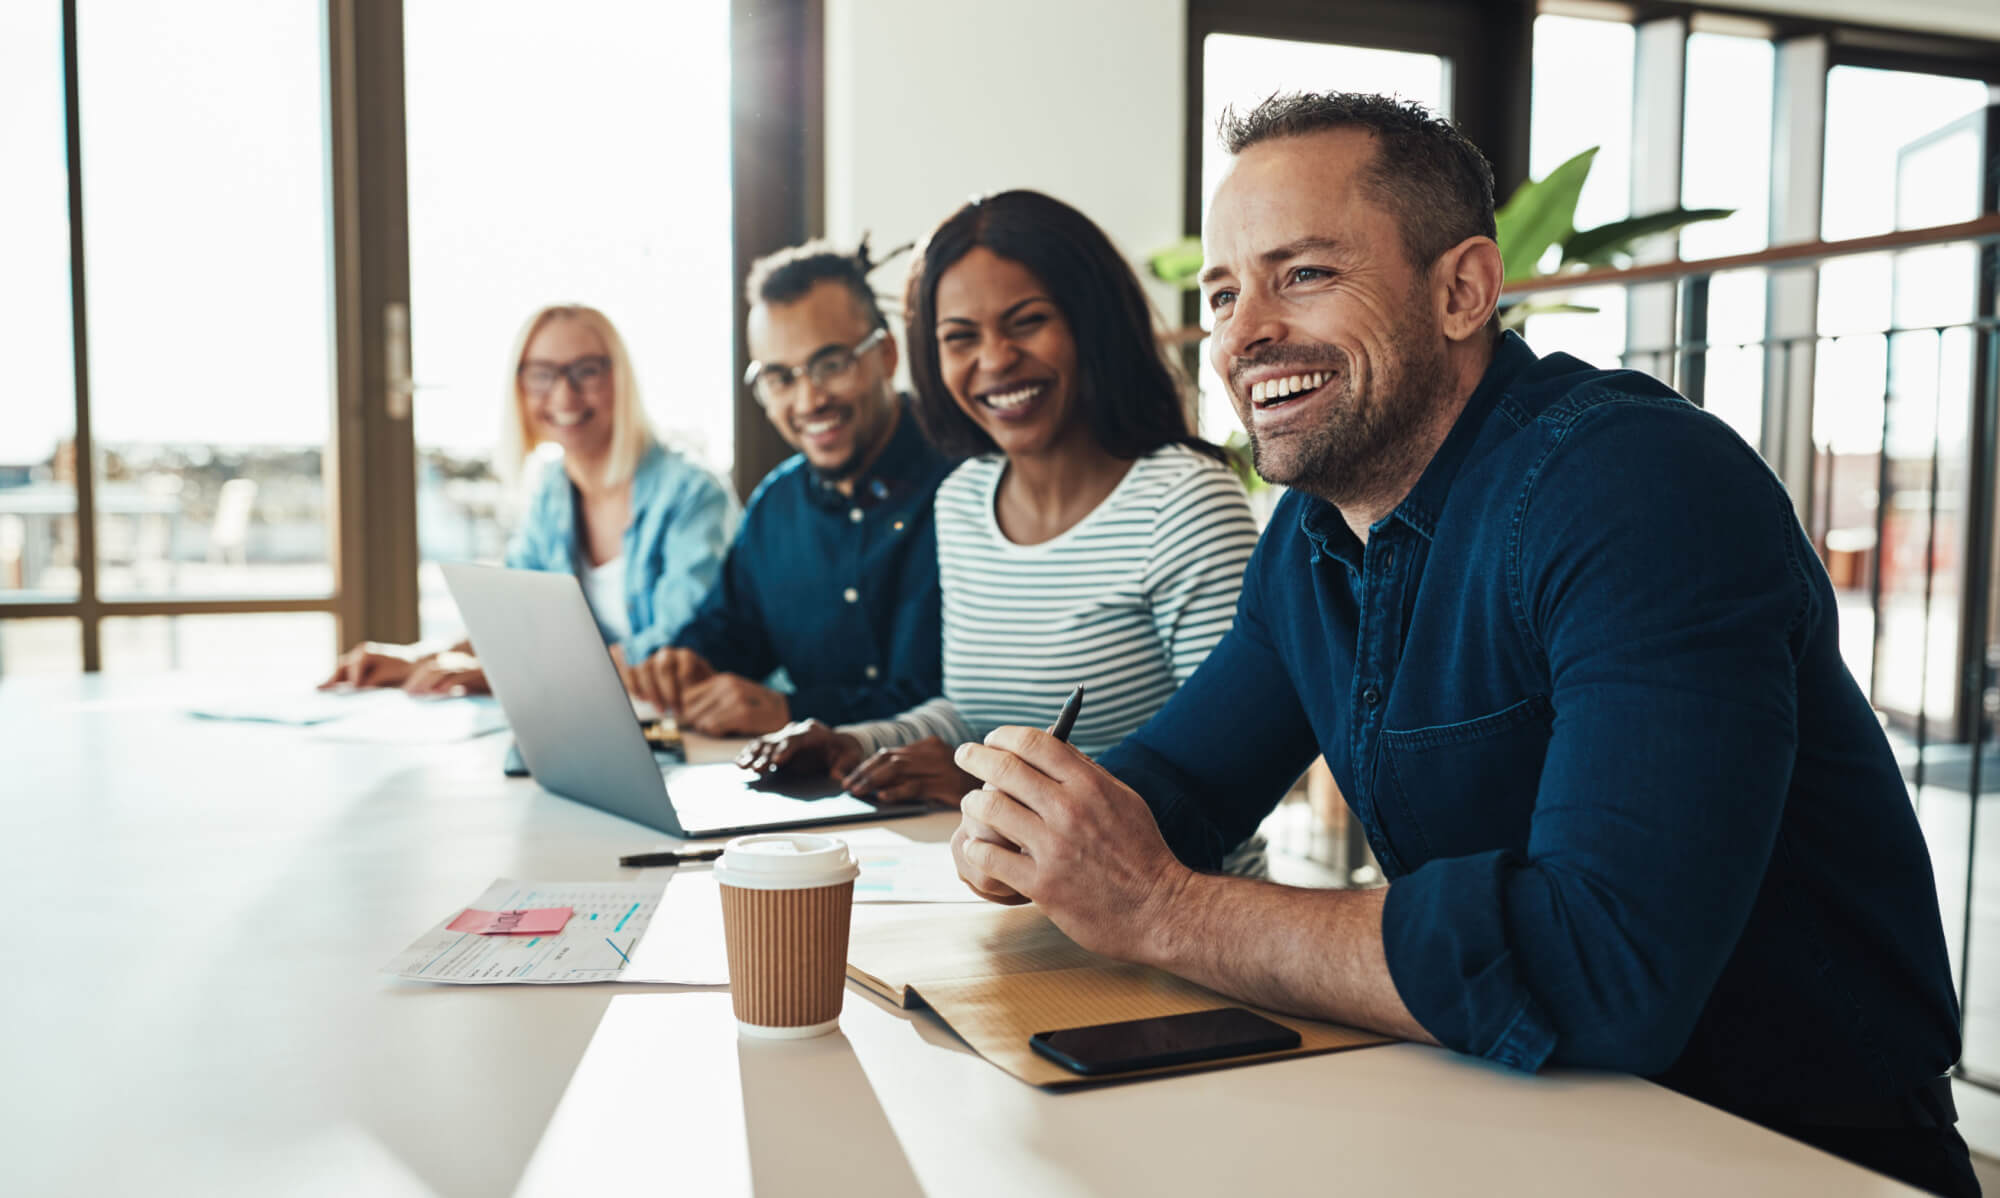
top-left (504, 441), bottom-right (738, 661)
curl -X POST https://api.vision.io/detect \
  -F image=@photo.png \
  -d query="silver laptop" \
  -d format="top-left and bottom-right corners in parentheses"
top-left (441, 562), bottom-right (926, 839)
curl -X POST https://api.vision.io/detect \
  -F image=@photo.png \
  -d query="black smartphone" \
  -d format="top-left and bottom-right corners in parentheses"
top-left (1028, 1007), bottom-right (1302, 1076)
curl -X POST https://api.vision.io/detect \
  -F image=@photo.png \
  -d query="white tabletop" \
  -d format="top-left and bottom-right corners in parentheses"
top-left (1, 673), bottom-right (1919, 1196)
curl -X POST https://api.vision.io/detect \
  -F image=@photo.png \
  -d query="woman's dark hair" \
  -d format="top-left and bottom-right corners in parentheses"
top-left (902, 190), bottom-right (1225, 464)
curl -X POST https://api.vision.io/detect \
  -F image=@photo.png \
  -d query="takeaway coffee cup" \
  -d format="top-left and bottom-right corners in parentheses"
top-left (714, 833), bottom-right (860, 1038)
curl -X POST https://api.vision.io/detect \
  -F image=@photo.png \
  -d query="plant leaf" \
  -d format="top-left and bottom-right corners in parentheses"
top-left (1560, 207), bottom-right (1735, 268)
top-left (1147, 237), bottom-right (1206, 289)
top-left (1494, 147), bottom-right (1597, 284)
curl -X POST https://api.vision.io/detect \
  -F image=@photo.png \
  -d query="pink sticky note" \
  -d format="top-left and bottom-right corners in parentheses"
top-left (447, 906), bottom-right (573, 935)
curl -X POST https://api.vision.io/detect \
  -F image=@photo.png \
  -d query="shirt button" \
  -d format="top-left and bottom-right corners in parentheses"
top-left (1363, 685), bottom-right (1382, 707)
top-left (1382, 546), bottom-right (1395, 569)
top-left (843, 587), bottom-right (859, 603)
top-left (892, 520), bottom-right (905, 532)
top-left (850, 508), bottom-right (864, 523)
top-left (865, 665), bottom-right (879, 680)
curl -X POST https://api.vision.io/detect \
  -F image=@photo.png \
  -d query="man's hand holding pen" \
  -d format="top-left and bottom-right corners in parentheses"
top-left (950, 725), bottom-right (1192, 962)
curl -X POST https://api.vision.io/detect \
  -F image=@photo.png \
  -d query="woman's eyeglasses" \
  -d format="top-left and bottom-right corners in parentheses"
top-left (744, 327), bottom-right (887, 404)
top-left (519, 355), bottom-right (612, 397)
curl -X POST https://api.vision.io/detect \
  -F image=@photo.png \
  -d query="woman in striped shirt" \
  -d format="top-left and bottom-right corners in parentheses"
top-left (740, 190), bottom-right (1259, 816)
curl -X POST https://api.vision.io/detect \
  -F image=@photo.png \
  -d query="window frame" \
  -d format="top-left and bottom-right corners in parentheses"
top-left (1, 0), bottom-right (824, 671)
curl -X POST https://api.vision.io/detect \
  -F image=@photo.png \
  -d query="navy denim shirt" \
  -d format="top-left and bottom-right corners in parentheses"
top-left (1100, 332), bottom-right (1961, 1118)
top-left (674, 400), bottom-right (954, 725)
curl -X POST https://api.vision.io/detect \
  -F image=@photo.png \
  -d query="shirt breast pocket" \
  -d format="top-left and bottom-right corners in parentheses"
top-left (1376, 694), bottom-right (1554, 866)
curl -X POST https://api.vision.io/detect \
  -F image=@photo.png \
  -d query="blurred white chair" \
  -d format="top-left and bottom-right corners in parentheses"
top-left (208, 478), bottom-right (258, 566)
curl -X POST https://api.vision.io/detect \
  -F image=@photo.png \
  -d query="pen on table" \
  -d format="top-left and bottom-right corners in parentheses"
top-left (618, 847), bottom-right (725, 868)
top-left (1047, 683), bottom-right (1085, 743)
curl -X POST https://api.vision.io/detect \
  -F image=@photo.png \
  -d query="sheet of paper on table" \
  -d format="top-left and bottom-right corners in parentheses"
top-left (384, 875), bottom-right (727, 985)
top-left (840, 827), bottom-right (983, 904)
top-left (616, 827), bottom-right (979, 904)
top-left (189, 687), bottom-right (507, 743)
top-left (306, 692), bottom-right (506, 743)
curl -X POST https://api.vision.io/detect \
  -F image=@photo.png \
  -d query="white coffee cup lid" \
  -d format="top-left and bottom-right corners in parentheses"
top-left (713, 833), bottom-right (859, 891)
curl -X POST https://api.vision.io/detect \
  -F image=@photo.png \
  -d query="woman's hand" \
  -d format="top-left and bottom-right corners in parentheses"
top-left (841, 737), bottom-right (979, 806)
top-left (737, 719), bottom-right (865, 778)
top-left (402, 649), bottom-right (489, 697)
top-left (320, 642), bottom-right (423, 690)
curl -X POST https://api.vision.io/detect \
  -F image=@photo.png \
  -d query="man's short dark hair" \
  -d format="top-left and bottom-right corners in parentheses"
top-left (1218, 92), bottom-right (1496, 269)
top-left (745, 237), bottom-right (894, 330)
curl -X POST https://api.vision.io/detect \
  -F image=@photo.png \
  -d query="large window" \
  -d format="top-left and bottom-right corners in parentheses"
top-left (0, 0), bottom-right (342, 676)
top-left (0, 1), bottom-right (79, 669)
top-left (80, 1), bottom-right (337, 603)
top-left (1522, 14), bottom-right (1636, 369)
top-left (1679, 30), bottom-right (1773, 444)
top-left (405, 0), bottom-right (734, 642)
top-left (1811, 67), bottom-right (1991, 724)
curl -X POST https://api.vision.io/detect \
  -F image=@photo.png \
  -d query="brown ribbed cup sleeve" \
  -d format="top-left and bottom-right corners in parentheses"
top-left (719, 881), bottom-right (855, 1029)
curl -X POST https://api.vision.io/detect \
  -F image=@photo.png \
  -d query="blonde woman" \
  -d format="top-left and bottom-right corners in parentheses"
top-left (322, 304), bottom-right (737, 694)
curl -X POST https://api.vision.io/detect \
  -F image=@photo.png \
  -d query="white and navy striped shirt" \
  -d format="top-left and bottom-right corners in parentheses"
top-left (841, 444), bottom-right (1258, 758)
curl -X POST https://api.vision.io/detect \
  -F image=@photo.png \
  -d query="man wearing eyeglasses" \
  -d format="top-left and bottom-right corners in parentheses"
top-left (619, 240), bottom-right (955, 736)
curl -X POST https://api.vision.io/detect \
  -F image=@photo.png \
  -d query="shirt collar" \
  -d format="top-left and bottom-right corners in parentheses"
top-left (626, 440), bottom-right (668, 504)
top-left (806, 395), bottom-right (928, 509)
top-left (1391, 330), bottom-right (1537, 541)
top-left (1294, 330), bottom-right (1539, 553)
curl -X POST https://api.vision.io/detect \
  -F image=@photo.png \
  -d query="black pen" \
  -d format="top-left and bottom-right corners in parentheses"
top-left (619, 847), bottom-right (725, 868)
top-left (1047, 684), bottom-right (1085, 743)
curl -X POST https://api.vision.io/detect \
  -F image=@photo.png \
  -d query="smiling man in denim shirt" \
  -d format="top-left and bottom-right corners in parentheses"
top-left (948, 93), bottom-right (1972, 1195)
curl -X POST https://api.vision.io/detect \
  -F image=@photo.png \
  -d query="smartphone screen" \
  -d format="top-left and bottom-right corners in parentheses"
top-left (1029, 1007), bottom-right (1302, 1076)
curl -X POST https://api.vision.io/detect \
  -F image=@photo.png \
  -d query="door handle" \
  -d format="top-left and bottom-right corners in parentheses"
top-left (384, 301), bottom-right (414, 420)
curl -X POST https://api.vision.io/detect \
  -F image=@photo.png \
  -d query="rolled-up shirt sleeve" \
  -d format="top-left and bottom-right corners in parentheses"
top-left (1381, 402), bottom-right (1809, 1074)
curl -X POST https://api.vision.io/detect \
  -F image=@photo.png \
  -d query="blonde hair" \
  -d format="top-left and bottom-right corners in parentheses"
top-left (499, 303), bottom-right (655, 490)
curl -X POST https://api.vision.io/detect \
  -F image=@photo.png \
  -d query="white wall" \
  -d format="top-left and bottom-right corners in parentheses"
top-left (824, 0), bottom-right (1188, 319)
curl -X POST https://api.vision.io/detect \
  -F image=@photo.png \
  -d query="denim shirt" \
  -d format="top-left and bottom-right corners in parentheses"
top-left (673, 400), bottom-right (955, 725)
top-left (1099, 332), bottom-right (1961, 1119)
top-left (504, 441), bottom-right (738, 661)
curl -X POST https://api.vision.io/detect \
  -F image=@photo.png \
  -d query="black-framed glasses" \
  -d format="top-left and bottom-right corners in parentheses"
top-left (744, 327), bottom-right (887, 403)
top-left (519, 354), bottom-right (612, 397)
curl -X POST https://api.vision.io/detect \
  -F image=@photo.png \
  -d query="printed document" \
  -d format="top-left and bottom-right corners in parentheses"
top-left (385, 876), bottom-right (726, 985)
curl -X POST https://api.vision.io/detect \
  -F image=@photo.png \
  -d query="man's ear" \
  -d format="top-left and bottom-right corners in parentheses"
top-left (1433, 235), bottom-right (1504, 343)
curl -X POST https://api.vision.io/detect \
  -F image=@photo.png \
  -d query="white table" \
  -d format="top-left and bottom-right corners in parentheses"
top-left (1, 674), bottom-right (1923, 1196)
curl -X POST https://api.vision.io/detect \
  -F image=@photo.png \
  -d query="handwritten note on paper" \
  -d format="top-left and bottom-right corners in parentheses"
top-left (447, 906), bottom-right (573, 935)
